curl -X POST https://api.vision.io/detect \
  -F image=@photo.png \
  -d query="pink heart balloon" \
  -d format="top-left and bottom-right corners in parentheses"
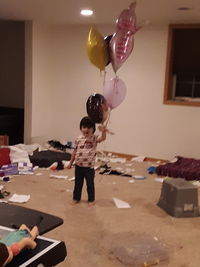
top-left (103, 77), bottom-right (127, 109)
top-left (110, 2), bottom-right (139, 73)
top-left (110, 31), bottom-right (134, 73)
top-left (117, 2), bottom-right (137, 33)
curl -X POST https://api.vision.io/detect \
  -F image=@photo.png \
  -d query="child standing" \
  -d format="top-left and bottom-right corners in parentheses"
top-left (67, 116), bottom-right (107, 206)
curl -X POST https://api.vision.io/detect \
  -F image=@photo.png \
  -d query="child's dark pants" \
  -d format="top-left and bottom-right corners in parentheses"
top-left (73, 165), bottom-right (95, 202)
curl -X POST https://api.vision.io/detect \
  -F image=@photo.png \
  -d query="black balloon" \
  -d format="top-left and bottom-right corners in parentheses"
top-left (104, 35), bottom-right (113, 66)
top-left (86, 93), bottom-right (106, 123)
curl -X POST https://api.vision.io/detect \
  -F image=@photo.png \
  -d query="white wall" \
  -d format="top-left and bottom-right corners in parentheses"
top-left (28, 22), bottom-right (200, 160)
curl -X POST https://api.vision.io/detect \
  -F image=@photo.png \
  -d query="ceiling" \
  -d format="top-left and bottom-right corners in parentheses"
top-left (0, 0), bottom-right (199, 25)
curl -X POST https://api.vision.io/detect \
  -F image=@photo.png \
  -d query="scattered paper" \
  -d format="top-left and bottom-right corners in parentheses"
top-left (113, 197), bottom-right (131, 208)
top-left (68, 177), bottom-right (75, 181)
top-left (0, 185), bottom-right (5, 190)
top-left (110, 158), bottom-right (126, 164)
top-left (128, 180), bottom-right (135, 183)
top-left (154, 236), bottom-right (159, 241)
top-left (191, 181), bottom-right (200, 187)
top-left (154, 177), bottom-right (165, 183)
top-left (125, 163), bottom-right (133, 167)
top-left (169, 157), bottom-right (178, 163)
top-left (0, 200), bottom-right (8, 203)
top-left (131, 156), bottom-right (146, 162)
top-left (9, 194), bottom-right (30, 203)
top-left (49, 174), bottom-right (68, 180)
top-left (133, 175), bottom-right (146, 180)
top-left (62, 160), bottom-right (70, 168)
top-left (94, 165), bottom-right (100, 170)
top-left (33, 166), bottom-right (39, 171)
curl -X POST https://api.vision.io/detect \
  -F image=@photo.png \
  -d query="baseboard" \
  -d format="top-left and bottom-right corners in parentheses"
top-left (103, 150), bottom-right (167, 163)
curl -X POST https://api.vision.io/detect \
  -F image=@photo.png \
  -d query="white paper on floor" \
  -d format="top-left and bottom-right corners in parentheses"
top-left (131, 156), bottom-right (146, 162)
top-left (113, 198), bottom-right (131, 208)
top-left (9, 194), bottom-right (30, 203)
top-left (33, 166), bottom-right (39, 171)
top-left (128, 180), bottom-right (135, 183)
top-left (94, 165), bottom-right (101, 170)
top-left (68, 177), bottom-right (75, 181)
top-left (49, 174), bottom-right (68, 180)
top-left (133, 175), bottom-right (146, 180)
top-left (110, 158), bottom-right (127, 164)
top-left (125, 163), bottom-right (133, 167)
top-left (191, 181), bottom-right (200, 187)
top-left (154, 177), bottom-right (165, 183)
top-left (0, 185), bottom-right (4, 190)
top-left (36, 173), bottom-right (42, 176)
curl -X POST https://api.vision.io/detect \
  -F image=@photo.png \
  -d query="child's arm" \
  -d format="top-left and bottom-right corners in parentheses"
top-left (97, 126), bottom-right (107, 143)
top-left (67, 141), bottom-right (77, 168)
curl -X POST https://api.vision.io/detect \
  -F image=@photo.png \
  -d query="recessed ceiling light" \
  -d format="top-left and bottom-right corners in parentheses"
top-left (80, 9), bottom-right (93, 16)
top-left (177, 7), bottom-right (190, 11)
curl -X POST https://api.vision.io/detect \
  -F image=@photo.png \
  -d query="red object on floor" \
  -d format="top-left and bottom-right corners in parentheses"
top-left (156, 156), bottom-right (200, 180)
top-left (49, 162), bottom-right (58, 170)
top-left (0, 148), bottom-right (11, 167)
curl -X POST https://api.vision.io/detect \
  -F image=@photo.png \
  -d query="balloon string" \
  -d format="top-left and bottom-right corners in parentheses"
top-left (99, 70), bottom-right (107, 91)
top-left (104, 107), bottom-right (111, 128)
top-left (103, 70), bottom-right (107, 86)
top-left (102, 109), bottom-right (114, 135)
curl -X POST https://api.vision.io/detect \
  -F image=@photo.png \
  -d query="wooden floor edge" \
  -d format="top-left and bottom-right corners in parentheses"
top-left (102, 150), bottom-right (167, 163)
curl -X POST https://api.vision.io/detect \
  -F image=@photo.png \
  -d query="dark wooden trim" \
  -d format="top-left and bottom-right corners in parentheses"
top-left (170, 24), bottom-right (200, 29)
top-left (163, 24), bottom-right (200, 106)
top-left (103, 151), bottom-right (167, 163)
top-left (163, 25), bottom-right (174, 102)
top-left (164, 100), bottom-right (200, 107)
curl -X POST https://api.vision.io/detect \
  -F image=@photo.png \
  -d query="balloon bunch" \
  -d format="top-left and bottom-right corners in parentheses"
top-left (86, 2), bottom-right (139, 125)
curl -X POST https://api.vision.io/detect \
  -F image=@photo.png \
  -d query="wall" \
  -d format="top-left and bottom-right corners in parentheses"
top-left (29, 23), bottom-right (200, 160)
top-left (0, 21), bottom-right (25, 108)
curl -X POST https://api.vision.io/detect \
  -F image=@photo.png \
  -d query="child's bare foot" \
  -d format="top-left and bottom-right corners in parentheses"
top-left (88, 201), bottom-right (95, 207)
top-left (70, 200), bottom-right (79, 205)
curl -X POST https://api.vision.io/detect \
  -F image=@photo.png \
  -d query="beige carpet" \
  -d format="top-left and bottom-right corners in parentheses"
top-left (2, 159), bottom-right (200, 267)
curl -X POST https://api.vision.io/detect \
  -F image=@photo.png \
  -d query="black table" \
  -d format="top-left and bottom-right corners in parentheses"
top-left (0, 203), bottom-right (63, 235)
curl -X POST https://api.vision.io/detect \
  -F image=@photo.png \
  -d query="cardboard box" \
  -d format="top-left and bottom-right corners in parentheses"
top-left (0, 135), bottom-right (9, 146)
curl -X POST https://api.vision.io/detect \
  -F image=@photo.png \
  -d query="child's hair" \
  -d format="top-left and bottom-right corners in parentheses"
top-left (80, 116), bottom-right (96, 133)
top-left (0, 243), bottom-right (9, 267)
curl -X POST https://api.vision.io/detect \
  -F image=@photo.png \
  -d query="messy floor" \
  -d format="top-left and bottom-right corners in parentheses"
top-left (1, 155), bottom-right (200, 267)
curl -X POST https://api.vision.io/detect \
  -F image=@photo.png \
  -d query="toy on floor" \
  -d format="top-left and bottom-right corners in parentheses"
top-left (143, 259), bottom-right (160, 266)
top-left (0, 224), bottom-right (38, 267)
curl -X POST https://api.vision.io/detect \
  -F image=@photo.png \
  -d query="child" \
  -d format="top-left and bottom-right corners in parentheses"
top-left (0, 224), bottom-right (38, 267)
top-left (67, 116), bottom-right (107, 206)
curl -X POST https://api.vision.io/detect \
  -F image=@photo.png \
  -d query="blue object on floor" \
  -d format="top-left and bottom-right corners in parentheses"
top-left (147, 166), bottom-right (156, 174)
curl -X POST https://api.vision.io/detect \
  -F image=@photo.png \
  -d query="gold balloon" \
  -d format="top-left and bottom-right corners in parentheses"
top-left (86, 27), bottom-right (108, 71)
